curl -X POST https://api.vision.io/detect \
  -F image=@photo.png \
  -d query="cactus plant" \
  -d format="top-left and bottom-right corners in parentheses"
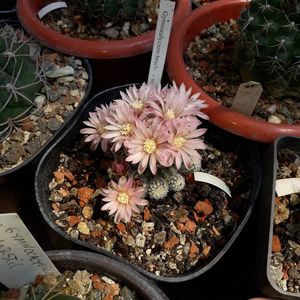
top-left (147, 177), bottom-right (169, 200)
top-left (75, 0), bottom-right (145, 19)
top-left (0, 25), bottom-right (44, 139)
top-left (235, 0), bottom-right (300, 98)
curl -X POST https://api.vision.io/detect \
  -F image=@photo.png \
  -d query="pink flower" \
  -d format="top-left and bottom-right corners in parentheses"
top-left (168, 118), bottom-right (207, 169)
top-left (147, 82), bottom-right (209, 122)
top-left (102, 102), bottom-right (137, 152)
top-left (80, 105), bottom-right (109, 151)
top-left (124, 119), bottom-right (174, 175)
top-left (101, 176), bottom-right (148, 223)
top-left (117, 83), bottom-right (154, 116)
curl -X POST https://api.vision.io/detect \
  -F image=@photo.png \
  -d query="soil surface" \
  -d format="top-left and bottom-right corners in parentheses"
top-left (185, 21), bottom-right (300, 125)
top-left (271, 149), bottom-right (300, 294)
top-left (41, 0), bottom-right (160, 40)
top-left (0, 270), bottom-right (140, 300)
top-left (47, 130), bottom-right (252, 277)
top-left (0, 27), bottom-right (89, 173)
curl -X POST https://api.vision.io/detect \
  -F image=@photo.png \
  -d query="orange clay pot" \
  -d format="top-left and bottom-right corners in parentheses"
top-left (17, 0), bottom-right (191, 59)
top-left (166, 0), bottom-right (300, 143)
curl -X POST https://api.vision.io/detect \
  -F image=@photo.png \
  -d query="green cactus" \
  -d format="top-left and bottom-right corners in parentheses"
top-left (0, 26), bottom-right (44, 132)
top-left (75, 0), bottom-right (145, 19)
top-left (235, 0), bottom-right (300, 98)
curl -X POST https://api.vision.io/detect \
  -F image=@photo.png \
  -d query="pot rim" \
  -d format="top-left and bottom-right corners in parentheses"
top-left (46, 249), bottom-right (169, 300)
top-left (17, 0), bottom-right (191, 59)
top-left (166, 0), bottom-right (300, 143)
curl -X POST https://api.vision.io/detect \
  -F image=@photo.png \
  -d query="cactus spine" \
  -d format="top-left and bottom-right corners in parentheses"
top-left (235, 0), bottom-right (300, 98)
top-left (0, 25), bottom-right (44, 136)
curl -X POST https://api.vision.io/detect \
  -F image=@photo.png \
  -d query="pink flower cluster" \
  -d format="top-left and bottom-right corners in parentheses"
top-left (81, 82), bottom-right (208, 175)
top-left (81, 82), bottom-right (208, 223)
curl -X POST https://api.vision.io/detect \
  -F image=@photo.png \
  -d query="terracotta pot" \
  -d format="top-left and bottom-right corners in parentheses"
top-left (17, 0), bottom-right (191, 59)
top-left (166, 0), bottom-right (300, 143)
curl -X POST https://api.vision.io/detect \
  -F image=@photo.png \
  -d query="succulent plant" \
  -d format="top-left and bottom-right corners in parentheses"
top-left (162, 167), bottom-right (186, 192)
top-left (166, 172), bottom-right (185, 192)
top-left (75, 0), bottom-right (145, 20)
top-left (235, 0), bottom-right (300, 98)
top-left (147, 177), bottom-right (169, 200)
top-left (0, 25), bottom-right (44, 139)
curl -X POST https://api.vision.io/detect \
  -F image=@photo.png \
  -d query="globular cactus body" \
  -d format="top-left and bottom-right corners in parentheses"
top-left (235, 0), bottom-right (300, 98)
top-left (0, 30), bottom-right (43, 127)
top-left (147, 177), bottom-right (169, 200)
top-left (75, 0), bottom-right (144, 19)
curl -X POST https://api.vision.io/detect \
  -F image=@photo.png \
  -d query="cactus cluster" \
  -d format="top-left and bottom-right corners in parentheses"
top-left (235, 0), bottom-right (300, 98)
top-left (0, 25), bottom-right (44, 139)
top-left (75, 0), bottom-right (145, 20)
top-left (146, 167), bottom-right (186, 200)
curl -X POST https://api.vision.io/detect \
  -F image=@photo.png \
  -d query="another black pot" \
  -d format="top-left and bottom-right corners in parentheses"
top-left (0, 58), bottom-right (93, 183)
top-left (46, 250), bottom-right (168, 300)
top-left (257, 136), bottom-right (300, 299)
top-left (35, 84), bottom-right (262, 283)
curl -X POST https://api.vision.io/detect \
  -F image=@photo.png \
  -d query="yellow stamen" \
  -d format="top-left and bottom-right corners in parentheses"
top-left (117, 192), bottom-right (129, 204)
top-left (131, 100), bottom-right (144, 110)
top-left (165, 109), bottom-right (175, 120)
top-left (97, 125), bottom-right (105, 134)
top-left (120, 123), bottom-right (133, 136)
top-left (173, 136), bottom-right (185, 149)
top-left (143, 138), bottom-right (157, 154)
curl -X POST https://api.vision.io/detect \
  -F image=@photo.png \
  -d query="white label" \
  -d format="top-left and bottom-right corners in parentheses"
top-left (194, 172), bottom-right (232, 197)
top-left (0, 213), bottom-right (60, 288)
top-left (147, 0), bottom-right (175, 84)
top-left (276, 178), bottom-right (300, 197)
top-left (38, 1), bottom-right (68, 19)
top-left (231, 81), bottom-right (263, 116)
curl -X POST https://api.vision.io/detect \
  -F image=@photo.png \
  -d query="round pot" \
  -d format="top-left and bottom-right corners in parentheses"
top-left (0, 58), bottom-right (93, 183)
top-left (45, 250), bottom-right (169, 300)
top-left (17, 0), bottom-right (191, 59)
top-left (35, 84), bottom-right (261, 283)
top-left (166, 0), bottom-right (300, 143)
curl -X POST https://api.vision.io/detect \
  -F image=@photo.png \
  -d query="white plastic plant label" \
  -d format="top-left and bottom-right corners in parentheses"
top-left (38, 1), bottom-right (67, 19)
top-left (231, 81), bottom-right (263, 116)
top-left (276, 178), bottom-right (300, 197)
top-left (194, 172), bottom-right (232, 197)
top-left (147, 0), bottom-right (175, 84)
top-left (0, 213), bottom-right (60, 288)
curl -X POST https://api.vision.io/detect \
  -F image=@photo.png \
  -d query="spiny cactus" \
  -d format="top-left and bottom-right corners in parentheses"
top-left (235, 0), bottom-right (300, 98)
top-left (162, 167), bottom-right (186, 192)
top-left (147, 177), bottom-right (169, 200)
top-left (146, 167), bottom-right (186, 199)
top-left (0, 25), bottom-right (44, 137)
top-left (75, 0), bottom-right (145, 20)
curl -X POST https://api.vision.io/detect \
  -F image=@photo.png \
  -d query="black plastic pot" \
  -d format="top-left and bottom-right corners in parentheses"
top-left (35, 84), bottom-right (262, 283)
top-left (45, 250), bottom-right (168, 300)
top-left (0, 58), bottom-right (92, 184)
top-left (257, 136), bottom-right (300, 299)
top-left (0, 0), bottom-right (16, 20)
